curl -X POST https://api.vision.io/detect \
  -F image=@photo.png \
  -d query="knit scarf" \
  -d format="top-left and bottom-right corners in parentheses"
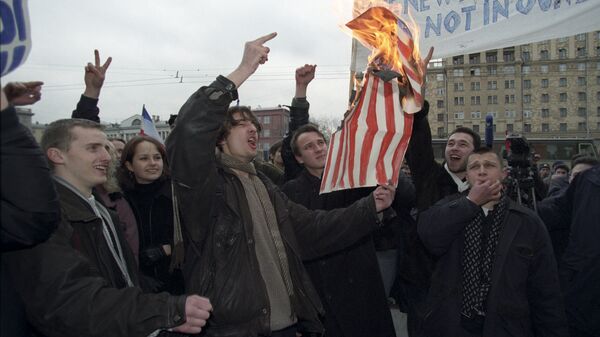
top-left (218, 151), bottom-right (295, 298)
top-left (461, 195), bottom-right (508, 320)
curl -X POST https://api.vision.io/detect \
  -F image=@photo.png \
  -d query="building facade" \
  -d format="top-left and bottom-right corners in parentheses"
top-left (252, 105), bottom-right (290, 160)
top-left (424, 31), bottom-right (600, 140)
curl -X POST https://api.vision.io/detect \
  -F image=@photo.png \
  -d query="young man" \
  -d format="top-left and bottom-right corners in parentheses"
top-left (417, 148), bottom-right (567, 337)
top-left (3, 118), bottom-right (211, 337)
top-left (280, 65), bottom-right (408, 337)
top-left (166, 33), bottom-right (396, 337)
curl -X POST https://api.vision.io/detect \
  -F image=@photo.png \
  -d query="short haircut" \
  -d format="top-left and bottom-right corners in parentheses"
top-left (109, 137), bottom-right (126, 146)
top-left (448, 127), bottom-right (481, 150)
top-left (572, 156), bottom-right (599, 168)
top-left (554, 164), bottom-right (569, 173)
top-left (269, 140), bottom-right (282, 157)
top-left (467, 147), bottom-right (503, 168)
top-left (117, 136), bottom-right (169, 191)
top-left (41, 119), bottom-right (105, 169)
top-left (290, 123), bottom-right (325, 157)
top-left (216, 106), bottom-right (262, 150)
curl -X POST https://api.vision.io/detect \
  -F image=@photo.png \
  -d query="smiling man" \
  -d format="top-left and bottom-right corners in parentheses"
top-left (417, 148), bottom-right (567, 337)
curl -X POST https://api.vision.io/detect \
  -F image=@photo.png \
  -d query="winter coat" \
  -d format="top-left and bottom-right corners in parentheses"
top-left (418, 194), bottom-right (568, 337)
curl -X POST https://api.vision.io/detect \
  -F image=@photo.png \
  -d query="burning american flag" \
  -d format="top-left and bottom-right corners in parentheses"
top-left (320, 6), bottom-right (425, 194)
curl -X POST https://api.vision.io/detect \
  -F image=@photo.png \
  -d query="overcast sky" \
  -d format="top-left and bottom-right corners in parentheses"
top-left (4, 0), bottom-right (359, 125)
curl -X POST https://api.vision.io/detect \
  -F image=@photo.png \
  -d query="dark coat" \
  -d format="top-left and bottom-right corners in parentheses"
top-left (167, 79), bottom-right (384, 337)
top-left (3, 181), bottom-right (187, 337)
top-left (418, 194), bottom-right (568, 337)
top-left (1, 105), bottom-right (61, 337)
top-left (538, 165), bottom-right (600, 336)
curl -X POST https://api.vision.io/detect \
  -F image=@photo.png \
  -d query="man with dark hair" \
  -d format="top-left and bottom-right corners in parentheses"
top-left (4, 117), bottom-right (212, 337)
top-left (418, 147), bottom-right (567, 336)
top-left (167, 34), bottom-right (397, 337)
top-left (168, 114), bottom-right (178, 130)
top-left (269, 140), bottom-right (284, 171)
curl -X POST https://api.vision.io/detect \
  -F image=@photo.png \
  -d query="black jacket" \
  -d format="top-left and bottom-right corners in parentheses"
top-left (3, 181), bottom-right (187, 337)
top-left (418, 194), bottom-right (568, 337)
top-left (167, 78), bottom-right (384, 337)
top-left (1, 105), bottom-right (61, 337)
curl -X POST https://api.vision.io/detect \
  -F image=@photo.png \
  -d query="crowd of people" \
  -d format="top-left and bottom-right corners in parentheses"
top-left (1, 32), bottom-right (599, 337)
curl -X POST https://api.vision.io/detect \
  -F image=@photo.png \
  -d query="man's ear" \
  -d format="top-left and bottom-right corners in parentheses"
top-left (294, 154), bottom-right (304, 165)
top-left (46, 147), bottom-right (65, 165)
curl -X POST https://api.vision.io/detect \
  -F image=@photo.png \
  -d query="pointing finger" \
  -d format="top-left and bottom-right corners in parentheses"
top-left (253, 32), bottom-right (277, 45)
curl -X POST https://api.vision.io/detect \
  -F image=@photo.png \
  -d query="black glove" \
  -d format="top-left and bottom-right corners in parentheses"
top-left (139, 246), bottom-right (167, 266)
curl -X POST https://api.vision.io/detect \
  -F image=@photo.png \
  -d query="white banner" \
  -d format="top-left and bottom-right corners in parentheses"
top-left (352, 0), bottom-right (600, 71)
top-left (0, 0), bottom-right (31, 77)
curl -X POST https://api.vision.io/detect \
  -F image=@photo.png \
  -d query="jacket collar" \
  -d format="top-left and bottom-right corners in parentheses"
top-left (54, 181), bottom-right (99, 223)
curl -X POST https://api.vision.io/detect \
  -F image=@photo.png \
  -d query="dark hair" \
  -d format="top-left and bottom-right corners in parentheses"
top-left (168, 114), bottom-right (178, 127)
top-left (117, 136), bottom-right (169, 191)
top-left (269, 140), bottom-right (282, 157)
top-left (467, 147), bottom-right (503, 168)
top-left (572, 156), bottom-right (599, 168)
top-left (41, 118), bottom-right (105, 169)
top-left (448, 127), bottom-right (481, 150)
top-left (216, 106), bottom-right (262, 150)
top-left (109, 138), bottom-right (126, 146)
top-left (290, 123), bottom-right (326, 156)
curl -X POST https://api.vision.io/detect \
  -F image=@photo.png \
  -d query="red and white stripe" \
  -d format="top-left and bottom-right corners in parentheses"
top-left (396, 18), bottom-right (423, 114)
top-left (320, 72), bottom-right (414, 194)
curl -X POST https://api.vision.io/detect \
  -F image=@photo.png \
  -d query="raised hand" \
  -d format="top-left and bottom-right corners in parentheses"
top-left (467, 179), bottom-right (502, 206)
top-left (227, 32), bottom-right (277, 88)
top-left (373, 182), bottom-right (396, 212)
top-left (171, 295), bottom-right (212, 334)
top-left (295, 64), bottom-right (316, 98)
top-left (3, 81), bottom-right (44, 106)
top-left (83, 49), bottom-right (112, 99)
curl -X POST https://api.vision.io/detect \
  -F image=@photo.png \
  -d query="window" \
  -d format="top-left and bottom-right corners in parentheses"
top-left (263, 116), bottom-right (271, 124)
top-left (471, 111), bottom-right (481, 119)
top-left (437, 127), bottom-right (445, 138)
top-left (523, 110), bottom-right (532, 118)
top-left (504, 80), bottom-right (515, 89)
top-left (507, 124), bottom-right (514, 132)
top-left (542, 123), bottom-right (550, 132)
top-left (487, 95), bottom-right (498, 104)
top-left (576, 33), bottom-right (586, 41)
top-left (524, 80), bottom-right (531, 89)
top-left (487, 81), bottom-right (497, 90)
top-left (578, 107), bottom-right (587, 117)
top-left (437, 100), bottom-right (444, 108)
top-left (578, 122), bottom-right (587, 131)
top-left (453, 56), bottom-right (464, 65)
top-left (577, 47), bottom-right (587, 57)
top-left (436, 74), bottom-right (444, 81)
top-left (488, 112), bottom-right (498, 118)
top-left (454, 112), bottom-right (464, 119)
top-left (437, 113), bottom-right (444, 122)
top-left (578, 92), bottom-right (587, 102)
top-left (453, 69), bottom-right (464, 77)
top-left (597, 92), bottom-right (600, 101)
top-left (471, 82), bottom-right (481, 91)
top-left (578, 63), bottom-right (586, 71)
top-left (578, 77), bottom-right (586, 86)
top-left (559, 93), bottom-right (568, 102)
top-left (522, 51), bottom-right (530, 62)
top-left (558, 37), bottom-right (569, 42)
top-left (487, 65), bottom-right (497, 75)
top-left (503, 66), bottom-right (515, 74)
top-left (560, 108), bottom-right (568, 117)
top-left (524, 124), bottom-right (531, 133)
top-left (131, 119), bottom-right (141, 126)
top-left (436, 88), bottom-right (445, 95)
top-left (470, 68), bottom-right (481, 76)
top-left (454, 83), bottom-right (464, 91)
top-left (540, 50), bottom-right (549, 60)
top-left (503, 50), bottom-right (515, 62)
top-left (454, 97), bottom-right (465, 105)
top-left (558, 48), bottom-right (567, 59)
top-left (469, 53), bottom-right (481, 64)
top-left (486, 52), bottom-right (497, 63)
top-left (262, 129), bottom-right (271, 137)
top-left (524, 94), bottom-right (531, 103)
top-left (541, 78), bottom-right (549, 88)
top-left (263, 143), bottom-right (270, 150)
top-left (559, 78), bottom-right (567, 87)
top-left (505, 111), bottom-right (516, 118)
top-left (559, 64), bottom-right (567, 72)
top-left (560, 123), bottom-right (567, 132)
top-left (505, 95), bottom-right (515, 104)
top-left (540, 65), bottom-right (549, 73)
top-left (471, 96), bottom-right (481, 105)
top-left (541, 94), bottom-right (549, 103)
top-left (542, 109), bottom-right (550, 118)
top-left (472, 125), bottom-right (480, 133)
top-left (522, 65), bottom-right (531, 74)
top-left (598, 107), bottom-right (600, 117)
top-left (597, 76), bottom-right (600, 85)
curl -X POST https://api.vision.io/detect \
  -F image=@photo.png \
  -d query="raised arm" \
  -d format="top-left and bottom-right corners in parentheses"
top-left (282, 64), bottom-right (316, 181)
top-left (72, 49), bottom-right (112, 122)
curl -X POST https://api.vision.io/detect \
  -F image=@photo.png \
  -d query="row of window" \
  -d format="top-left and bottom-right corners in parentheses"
top-left (449, 77), bottom-right (600, 93)
top-left (438, 106), bottom-right (600, 121)
top-left (446, 62), bottom-right (596, 78)
top-left (255, 116), bottom-right (271, 124)
top-left (437, 122), bottom-right (594, 138)
top-left (448, 91), bottom-right (599, 106)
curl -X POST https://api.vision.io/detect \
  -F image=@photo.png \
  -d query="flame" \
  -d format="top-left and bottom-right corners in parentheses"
top-left (346, 3), bottom-right (422, 78)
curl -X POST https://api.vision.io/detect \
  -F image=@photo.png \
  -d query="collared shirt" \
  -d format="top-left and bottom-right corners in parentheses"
top-left (444, 163), bottom-right (470, 193)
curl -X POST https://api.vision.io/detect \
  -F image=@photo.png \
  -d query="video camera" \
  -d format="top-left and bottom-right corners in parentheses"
top-left (503, 134), bottom-right (537, 210)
